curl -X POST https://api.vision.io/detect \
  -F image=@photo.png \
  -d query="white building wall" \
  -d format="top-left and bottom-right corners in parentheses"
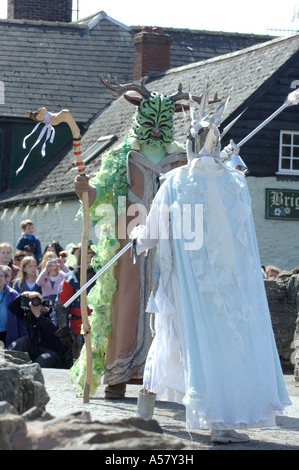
top-left (247, 176), bottom-right (299, 270)
top-left (0, 175), bottom-right (298, 270)
top-left (0, 199), bottom-right (94, 255)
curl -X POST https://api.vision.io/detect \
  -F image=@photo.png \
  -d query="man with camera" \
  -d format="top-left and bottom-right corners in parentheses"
top-left (7, 291), bottom-right (72, 368)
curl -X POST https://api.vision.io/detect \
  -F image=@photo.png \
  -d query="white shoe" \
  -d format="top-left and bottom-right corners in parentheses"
top-left (136, 390), bottom-right (156, 420)
top-left (211, 429), bottom-right (250, 444)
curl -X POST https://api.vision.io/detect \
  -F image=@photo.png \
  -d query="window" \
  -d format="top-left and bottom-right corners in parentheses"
top-left (72, 134), bottom-right (117, 169)
top-left (0, 81), bottom-right (4, 105)
top-left (278, 131), bottom-right (299, 175)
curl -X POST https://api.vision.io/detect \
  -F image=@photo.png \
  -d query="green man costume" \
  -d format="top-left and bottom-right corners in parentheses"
top-left (70, 77), bottom-right (213, 397)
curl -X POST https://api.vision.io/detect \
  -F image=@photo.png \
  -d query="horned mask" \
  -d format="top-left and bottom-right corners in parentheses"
top-left (100, 74), bottom-right (220, 148)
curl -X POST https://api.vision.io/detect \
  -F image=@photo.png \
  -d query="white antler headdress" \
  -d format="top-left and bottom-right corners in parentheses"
top-left (186, 84), bottom-right (248, 173)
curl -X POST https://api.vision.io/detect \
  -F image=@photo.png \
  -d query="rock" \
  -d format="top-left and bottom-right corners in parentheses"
top-left (0, 413), bottom-right (26, 450)
top-left (21, 406), bottom-right (53, 422)
top-left (0, 366), bottom-right (24, 412)
top-left (0, 351), bottom-right (53, 450)
top-left (293, 307), bottom-right (299, 382)
top-left (0, 350), bottom-right (49, 414)
top-left (0, 401), bottom-right (18, 416)
top-left (11, 411), bottom-right (199, 450)
top-left (0, 381), bottom-right (198, 450)
top-left (3, 350), bottom-right (31, 365)
top-left (264, 277), bottom-right (299, 364)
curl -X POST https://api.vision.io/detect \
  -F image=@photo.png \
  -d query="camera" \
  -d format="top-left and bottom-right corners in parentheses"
top-left (49, 258), bottom-right (59, 265)
top-left (20, 295), bottom-right (52, 310)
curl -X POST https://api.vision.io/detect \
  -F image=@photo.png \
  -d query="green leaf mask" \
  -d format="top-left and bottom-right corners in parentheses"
top-left (131, 92), bottom-right (175, 148)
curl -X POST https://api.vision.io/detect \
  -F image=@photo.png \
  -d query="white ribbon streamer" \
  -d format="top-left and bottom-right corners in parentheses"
top-left (16, 112), bottom-right (55, 174)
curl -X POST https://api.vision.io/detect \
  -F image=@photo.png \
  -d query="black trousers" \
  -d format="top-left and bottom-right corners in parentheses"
top-left (0, 331), bottom-right (6, 347)
top-left (8, 336), bottom-right (63, 368)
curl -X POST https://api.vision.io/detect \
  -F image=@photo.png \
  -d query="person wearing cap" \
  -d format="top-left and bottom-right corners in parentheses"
top-left (277, 270), bottom-right (293, 282)
top-left (55, 245), bottom-right (95, 360)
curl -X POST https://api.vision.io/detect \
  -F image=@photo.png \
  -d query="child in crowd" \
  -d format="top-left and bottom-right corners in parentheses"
top-left (4, 266), bottom-right (12, 285)
top-left (265, 265), bottom-right (281, 279)
top-left (55, 245), bottom-right (95, 359)
top-left (36, 252), bottom-right (69, 304)
top-left (13, 256), bottom-right (41, 294)
top-left (22, 246), bottom-right (36, 257)
top-left (64, 243), bottom-right (80, 270)
top-left (0, 265), bottom-right (19, 347)
top-left (0, 242), bottom-right (20, 287)
top-left (16, 219), bottom-right (42, 265)
top-left (43, 241), bottom-right (64, 258)
top-left (13, 251), bottom-right (26, 268)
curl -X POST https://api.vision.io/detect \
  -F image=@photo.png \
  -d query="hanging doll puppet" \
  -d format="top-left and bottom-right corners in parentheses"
top-left (130, 86), bottom-right (291, 443)
top-left (71, 76), bottom-right (220, 397)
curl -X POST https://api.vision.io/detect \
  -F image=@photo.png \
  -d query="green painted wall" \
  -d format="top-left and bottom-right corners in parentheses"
top-left (0, 121), bottom-right (73, 192)
top-left (10, 122), bottom-right (72, 189)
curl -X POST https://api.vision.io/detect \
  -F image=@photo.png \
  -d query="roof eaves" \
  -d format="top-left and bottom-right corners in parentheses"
top-left (130, 24), bottom-right (275, 40)
top-left (0, 190), bottom-right (77, 209)
top-left (78, 10), bottom-right (106, 29)
top-left (104, 14), bottom-right (131, 32)
top-left (78, 10), bottom-right (131, 32)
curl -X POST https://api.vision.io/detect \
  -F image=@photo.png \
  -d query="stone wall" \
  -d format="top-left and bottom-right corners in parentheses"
top-left (264, 275), bottom-right (299, 372)
top-left (292, 280), bottom-right (299, 381)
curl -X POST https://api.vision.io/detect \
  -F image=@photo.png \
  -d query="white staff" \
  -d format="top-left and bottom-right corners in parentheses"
top-left (238, 88), bottom-right (299, 148)
top-left (63, 241), bottom-right (133, 308)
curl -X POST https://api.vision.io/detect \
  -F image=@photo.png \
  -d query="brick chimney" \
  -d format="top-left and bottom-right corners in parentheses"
top-left (133, 27), bottom-right (172, 80)
top-left (7, 0), bottom-right (73, 23)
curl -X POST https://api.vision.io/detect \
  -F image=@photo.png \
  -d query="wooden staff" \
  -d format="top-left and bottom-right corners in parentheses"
top-left (27, 107), bottom-right (93, 403)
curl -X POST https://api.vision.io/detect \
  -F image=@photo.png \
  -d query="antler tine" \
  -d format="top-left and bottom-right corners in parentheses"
top-left (100, 73), bottom-right (151, 98)
top-left (208, 95), bottom-right (221, 104)
top-left (169, 83), bottom-right (192, 102)
top-left (99, 73), bottom-right (122, 97)
top-left (170, 83), bottom-right (221, 105)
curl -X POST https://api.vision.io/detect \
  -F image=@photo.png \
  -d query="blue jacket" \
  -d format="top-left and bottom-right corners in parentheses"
top-left (13, 279), bottom-right (41, 295)
top-left (4, 285), bottom-right (24, 346)
top-left (16, 235), bottom-right (42, 264)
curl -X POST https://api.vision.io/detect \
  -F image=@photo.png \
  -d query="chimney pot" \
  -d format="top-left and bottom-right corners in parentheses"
top-left (133, 28), bottom-right (172, 80)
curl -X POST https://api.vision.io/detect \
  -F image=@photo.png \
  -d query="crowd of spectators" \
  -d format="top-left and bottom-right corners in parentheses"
top-left (1, 218), bottom-right (298, 370)
top-left (262, 265), bottom-right (299, 282)
top-left (0, 218), bottom-right (92, 369)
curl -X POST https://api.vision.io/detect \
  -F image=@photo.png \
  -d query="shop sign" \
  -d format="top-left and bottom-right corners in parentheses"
top-left (266, 188), bottom-right (299, 220)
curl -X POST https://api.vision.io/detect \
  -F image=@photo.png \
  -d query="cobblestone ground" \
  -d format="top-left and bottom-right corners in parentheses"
top-left (42, 369), bottom-right (299, 450)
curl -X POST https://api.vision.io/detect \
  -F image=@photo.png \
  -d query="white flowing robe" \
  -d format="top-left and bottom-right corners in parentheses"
top-left (132, 156), bottom-right (291, 431)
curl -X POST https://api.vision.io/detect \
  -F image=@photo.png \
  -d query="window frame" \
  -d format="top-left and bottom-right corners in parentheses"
top-left (72, 134), bottom-right (117, 169)
top-left (277, 130), bottom-right (299, 175)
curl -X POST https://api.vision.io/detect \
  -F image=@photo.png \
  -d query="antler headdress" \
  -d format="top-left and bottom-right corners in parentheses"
top-left (100, 74), bottom-right (220, 110)
top-left (187, 84), bottom-right (248, 172)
